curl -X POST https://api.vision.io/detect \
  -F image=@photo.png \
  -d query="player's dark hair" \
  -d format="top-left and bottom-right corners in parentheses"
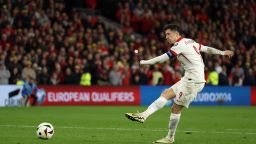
top-left (163, 24), bottom-right (180, 33)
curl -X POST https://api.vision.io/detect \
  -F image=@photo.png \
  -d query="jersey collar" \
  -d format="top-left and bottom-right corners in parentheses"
top-left (176, 36), bottom-right (183, 42)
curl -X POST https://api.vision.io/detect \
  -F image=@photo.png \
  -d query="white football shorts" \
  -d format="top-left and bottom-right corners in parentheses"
top-left (171, 77), bottom-right (205, 108)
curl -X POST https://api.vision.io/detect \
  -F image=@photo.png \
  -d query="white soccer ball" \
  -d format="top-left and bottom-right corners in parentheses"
top-left (36, 122), bottom-right (54, 139)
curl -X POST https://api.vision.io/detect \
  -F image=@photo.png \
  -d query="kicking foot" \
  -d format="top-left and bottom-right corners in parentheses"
top-left (125, 112), bottom-right (145, 123)
top-left (153, 136), bottom-right (174, 144)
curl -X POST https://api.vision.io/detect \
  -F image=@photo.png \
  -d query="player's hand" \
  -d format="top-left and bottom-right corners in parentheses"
top-left (224, 50), bottom-right (234, 58)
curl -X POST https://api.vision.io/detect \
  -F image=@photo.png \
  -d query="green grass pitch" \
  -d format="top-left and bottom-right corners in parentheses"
top-left (0, 106), bottom-right (255, 144)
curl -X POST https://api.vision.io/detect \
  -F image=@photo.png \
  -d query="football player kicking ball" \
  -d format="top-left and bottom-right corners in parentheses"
top-left (125, 24), bottom-right (234, 143)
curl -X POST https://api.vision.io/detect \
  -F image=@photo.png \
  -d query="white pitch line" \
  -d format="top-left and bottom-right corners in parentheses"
top-left (226, 128), bottom-right (256, 131)
top-left (0, 124), bottom-right (256, 135)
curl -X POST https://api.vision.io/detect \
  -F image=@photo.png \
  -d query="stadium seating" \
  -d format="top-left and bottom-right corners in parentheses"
top-left (0, 0), bottom-right (255, 86)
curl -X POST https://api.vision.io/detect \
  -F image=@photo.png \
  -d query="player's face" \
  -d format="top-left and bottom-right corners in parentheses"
top-left (165, 29), bottom-right (178, 44)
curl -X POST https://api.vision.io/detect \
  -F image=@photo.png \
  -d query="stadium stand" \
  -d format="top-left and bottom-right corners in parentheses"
top-left (0, 0), bottom-right (256, 86)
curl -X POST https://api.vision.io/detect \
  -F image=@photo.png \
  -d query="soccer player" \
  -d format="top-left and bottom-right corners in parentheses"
top-left (125, 24), bottom-right (234, 143)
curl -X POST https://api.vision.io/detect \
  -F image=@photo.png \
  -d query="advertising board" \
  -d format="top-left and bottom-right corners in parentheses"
top-left (40, 86), bottom-right (140, 106)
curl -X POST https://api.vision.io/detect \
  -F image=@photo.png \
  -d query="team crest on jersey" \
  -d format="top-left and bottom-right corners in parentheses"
top-left (173, 43), bottom-right (178, 46)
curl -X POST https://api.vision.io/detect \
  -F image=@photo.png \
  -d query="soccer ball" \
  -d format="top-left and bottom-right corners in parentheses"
top-left (36, 122), bottom-right (54, 139)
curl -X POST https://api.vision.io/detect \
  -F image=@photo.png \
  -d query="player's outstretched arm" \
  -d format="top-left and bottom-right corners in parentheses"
top-left (201, 45), bottom-right (234, 58)
top-left (140, 53), bottom-right (169, 65)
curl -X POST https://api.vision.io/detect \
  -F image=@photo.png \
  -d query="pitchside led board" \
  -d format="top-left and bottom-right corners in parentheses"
top-left (140, 86), bottom-right (251, 106)
top-left (39, 85), bottom-right (141, 106)
top-left (0, 85), bottom-right (23, 106)
top-left (0, 85), bottom-right (253, 107)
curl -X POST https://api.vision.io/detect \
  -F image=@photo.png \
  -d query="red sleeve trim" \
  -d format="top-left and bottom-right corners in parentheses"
top-left (170, 50), bottom-right (177, 56)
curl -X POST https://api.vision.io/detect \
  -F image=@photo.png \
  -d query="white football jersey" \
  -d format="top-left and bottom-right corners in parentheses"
top-left (168, 37), bottom-right (206, 82)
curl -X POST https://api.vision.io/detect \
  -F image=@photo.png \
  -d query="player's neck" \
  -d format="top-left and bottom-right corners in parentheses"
top-left (175, 36), bottom-right (183, 42)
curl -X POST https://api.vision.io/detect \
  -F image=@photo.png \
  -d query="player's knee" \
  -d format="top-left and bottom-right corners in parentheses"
top-left (161, 89), bottom-right (175, 100)
top-left (161, 89), bottom-right (168, 96)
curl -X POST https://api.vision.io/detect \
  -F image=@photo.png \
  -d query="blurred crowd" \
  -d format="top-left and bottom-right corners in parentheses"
top-left (0, 0), bottom-right (256, 86)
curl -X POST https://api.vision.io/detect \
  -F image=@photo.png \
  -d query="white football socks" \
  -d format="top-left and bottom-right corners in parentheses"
top-left (167, 113), bottom-right (181, 138)
top-left (141, 96), bottom-right (168, 119)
